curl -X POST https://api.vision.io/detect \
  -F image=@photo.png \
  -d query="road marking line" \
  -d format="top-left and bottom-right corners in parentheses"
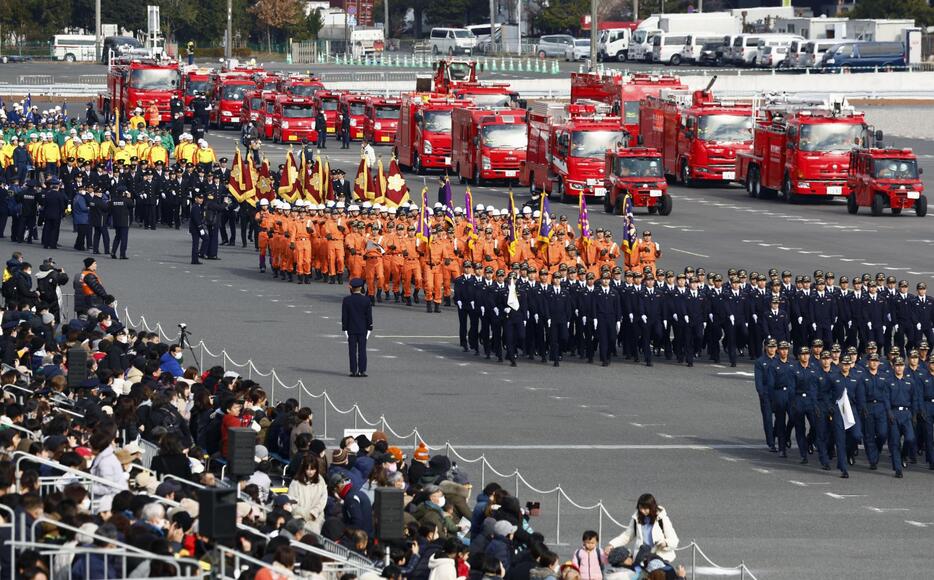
top-left (752, 468), bottom-right (771, 474)
top-left (717, 371), bottom-right (754, 377)
top-left (825, 493), bottom-right (866, 499)
top-left (905, 521), bottom-right (934, 528)
top-left (789, 480), bottom-right (830, 487)
top-left (864, 506), bottom-right (909, 513)
top-left (669, 247), bottom-right (710, 258)
top-left (434, 444), bottom-right (761, 450)
top-left (377, 335), bottom-right (459, 338)
top-left (630, 422), bottom-right (665, 428)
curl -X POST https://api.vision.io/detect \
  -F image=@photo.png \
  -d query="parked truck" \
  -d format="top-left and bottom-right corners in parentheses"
top-left (452, 107), bottom-right (527, 185)
top-left (364, 97), bottom-right (402, 145)
top-left (735, 98), bottom-right (866, 202)
top-left (603, 147), bottom-right (671, 215)
top-left (639, 79), bottom-right (753, 185)
top-left (395, 95), bottom-right (464, 174)
top-left (100, 57), bottom-right (181, 124)
top-left (339, 93), bottom-right (369, 141)
top-left (846, 143), bottom-right (926, 216)
top-left (520, 102), bottom-right (626, 202)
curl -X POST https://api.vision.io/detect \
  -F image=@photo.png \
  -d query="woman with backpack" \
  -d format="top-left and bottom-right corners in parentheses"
top-left (605, 494), bottom-right (679, 565)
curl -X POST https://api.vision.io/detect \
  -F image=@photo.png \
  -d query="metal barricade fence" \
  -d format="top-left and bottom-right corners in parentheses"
top-left (18, 75), bottom-right (53, 85)
top-left (138, 437), bottom-right (158, 468)
top-left (122, 307), bottom-right (761, 579)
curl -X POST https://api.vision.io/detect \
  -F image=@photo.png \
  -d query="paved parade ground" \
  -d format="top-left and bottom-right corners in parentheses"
top-left (3, 120), bottom-right (925, 579)
top-left (4, 55), bottom-right (934, 578)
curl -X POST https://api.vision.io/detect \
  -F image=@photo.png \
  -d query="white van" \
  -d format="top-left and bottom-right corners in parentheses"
top-left (796, 38), bottom-right (849, 69)
top-left (754, 35), bottom-right (802, 67)
top-left (429, 28), bottom-right (477, 56)
top-left (53, 34), bottom-right (98, 62)
top-left (599, 28), bottom-right (631, 62)
top-left (679, 34), bottom-right (727, 65)
top-left (729, 34), bottom-right (762, 66)
top-left (628, 29), bottom-right (660, 62)
top-left (651, 32), bottom-right (689, 65)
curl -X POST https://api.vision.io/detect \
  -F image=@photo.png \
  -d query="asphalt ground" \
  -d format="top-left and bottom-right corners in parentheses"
top-left (3, 123), bottom-right (932, 578)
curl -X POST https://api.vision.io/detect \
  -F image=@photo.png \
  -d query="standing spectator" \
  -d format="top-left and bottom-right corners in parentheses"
top-left (88, 430), bottom-right (129, 499)
top-left (150, 432), bottom-right (193, 481)
top-left (572, 531), bottom-right (606, 580)
top-left (85, 103), bottom-right (100, 126)
top-left (605, 494), bottom-right (679, 564)
top-left (10, 261), bottom-right (39, 307)
top-left (72, 186), bottom-right (91, 251)
top-left (35, 258), bottom-right (68, 324)
top-left (289, 407), bottom-right (314, 457)
top-left (287, 454), bottom-right (328, 533)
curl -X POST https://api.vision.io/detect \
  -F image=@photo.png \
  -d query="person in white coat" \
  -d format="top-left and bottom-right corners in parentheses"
top-left (428, 537), bottom-right (462, 580)
top-left (605, 494), bottom-right (679, 563)
top-left (287, 454), bottom-right (328, 534)
top-left (88, 430), bottom-right (130, 499)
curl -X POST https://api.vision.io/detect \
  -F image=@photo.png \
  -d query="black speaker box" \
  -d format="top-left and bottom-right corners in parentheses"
top-left (198, 487), bottom-right (237, 543)
top-left (374, 487), bottom-right (405, 542)
top-left (66, 348), bottom-right (89, 389)
top-left (227, 427), bottom-right (256, 476)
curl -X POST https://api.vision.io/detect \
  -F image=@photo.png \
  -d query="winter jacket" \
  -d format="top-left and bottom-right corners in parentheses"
top-left (607, 507), bottom-right (680, 563)
top-left (485, 534), bottom-right (514, 571)
top-left (72, 194), bottom-right (90, 225)
top-left (158, 351), bottom-right (184, 377)
top-left (428, 555), bottom-right (458, 580)
top-left (89, 446), bottom-right (128, 497)
top-left (288, 478), bottom-right (328, 534)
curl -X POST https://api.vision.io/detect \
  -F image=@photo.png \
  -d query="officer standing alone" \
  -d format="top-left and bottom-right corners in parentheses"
top-left (342, 278), bottom-right (373, 377)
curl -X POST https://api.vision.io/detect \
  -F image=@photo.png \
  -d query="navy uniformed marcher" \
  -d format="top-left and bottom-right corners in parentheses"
top-left (342, 278), bottom-right (373, 378)
top-left (755, 339), bottom-right (778, 452)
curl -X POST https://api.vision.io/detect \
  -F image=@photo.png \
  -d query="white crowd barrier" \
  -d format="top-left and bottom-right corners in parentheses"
top-left (122, 306), bottom-right (758, 579)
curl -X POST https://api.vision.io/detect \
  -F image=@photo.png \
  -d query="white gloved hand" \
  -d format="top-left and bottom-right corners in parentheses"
top-left (534, 314), bottom-right (539, 323)
top-left (457, 300), bottom-right (463, 309)
top-left (593, 319), bottom-right (598, 329)
top-left (566, 322), bottom-right (570, 329)
top-left (641, 315), bottom-right (648, 324)
top-left (917, 323), bottom-right (922, 331)
top-left (709, 314), bottom-right (714, 322)
top-left (752, 314), bottom-right (758, 323)
top-left (730, 315), bottom-right (735, 324)
top-left (663, 320), bottom-right (668, 330)
top-left (366, 330), bottom-right (371, 339)
top-left (848, 321), bottom-right (852, 329)
top-left (629, 313), bottom-right (634, 322)
top-left (481, 306), bottom-right (485, 316)
top-left (583, 317), bottom-right (588, 325)
top-left (673, 314), bottom-right (679, 322)
top-left (343, 331), bottom-right (349, 339)
top-left (811, 323), bottom-right (817, 331)
top-left (685, 315), bottom-right (690, 324)
top-left (493, 307), bottom-right (499, 316)
top-left (575, 309), bottom-right (579, 317)
top-left (798, 317), bottom-right (803, 324)
top-left (547, 320), bottom-right (551, 328)
top-left (616, 321), bottom-right (621, 332)
top-left (505, 307), bottom-right (511, 314)
top-left (470, 301), bottom-right (475, 309)
top-left (867, 322), bottom-right (872, 330)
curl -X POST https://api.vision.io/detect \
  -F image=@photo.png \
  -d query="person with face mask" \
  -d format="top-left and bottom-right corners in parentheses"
top-left (330, 471), bottom-right (373, 535)
top-left (158, 344), bottom-right (185, 378)
top-left (413, 485), bottom-right (459, 539)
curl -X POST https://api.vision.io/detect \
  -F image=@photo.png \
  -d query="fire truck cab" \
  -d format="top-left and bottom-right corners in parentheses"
top-left (314, 91), bottom-right (343, 135)
top-left (736, 99), bottom-right (866, 202)
top-left (451, 84), bottom-right (518, 109)
top-left (339, 93), bottom-right (369, 141)
top-left (239, 89), bottom-right (266, 128)
top-left (395, 95), bottom-right (462, 174)
top-left (181, 68), bottom-right (213, 120)
top-left (640, 86), bottom-right (752, 185)
top-left (846, 144), bottom-right (926, 216)
top-left (363, 97), bottom-right (401, 145)
top-left (572, 72), bottom-right (686, 142)
top-left (603, 147), bottom-right (671, 215)
top-left (452, 107), bottom-right (527, 185)
top-left (277, 75), bottom-right (325, 97)
top-left (209, 72), bottom-right (257, 129)
top-left (101, 57), bottom-right (181, 123)
top-left (271, 95), bottom-right (317, 144)
top-left (433, 59), bottom-right (478, 93)
top-left (520, 102), bottom-right (626, 202)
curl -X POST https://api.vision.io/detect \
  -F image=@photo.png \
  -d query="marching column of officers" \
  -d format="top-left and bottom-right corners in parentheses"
top-left (0, 157), bottom-right (261, 263)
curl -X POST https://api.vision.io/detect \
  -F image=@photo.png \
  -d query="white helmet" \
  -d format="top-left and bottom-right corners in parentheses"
top-left (475, 203), bottom-right (484, 211)
top-left (485, 204), bottom-right (495, 212)
top-left (533, 210), bottom-right (541, 217)
top-left (259, 199), bottom-right (269, 206)
top-left (522, 206), bottom-right (532, 215)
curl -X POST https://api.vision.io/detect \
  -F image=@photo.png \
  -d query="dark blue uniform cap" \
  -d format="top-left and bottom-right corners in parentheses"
top-left (349, 278), bottom-right (365, 288)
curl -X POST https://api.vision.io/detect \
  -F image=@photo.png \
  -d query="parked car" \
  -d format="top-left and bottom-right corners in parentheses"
top-left (696, 41), bottom-right (724, 65)
top-left (756, 45), bottom-right (790, 68)
top-left (429, 28), bottom-right (477, 56)
top-left (796, 39), bottom-right (850, 69)
top-left (820, 41), bottom-right (906, 70)
top-left (565, 39), bottom-right (591, 61)
top-left (680, 34), bottom-right (726, 65)
top-left (536, 34), bottom-right (575, 58)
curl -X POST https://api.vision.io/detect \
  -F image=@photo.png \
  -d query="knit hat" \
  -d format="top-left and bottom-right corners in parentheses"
top-left (388, 446), bottom-right (404, 462)
top-left (371, 431), bottom-right (388, 444)
top-left (332, 448), bottom-right (349, 465)
top-left (414, 442), bottom-right (429, 462)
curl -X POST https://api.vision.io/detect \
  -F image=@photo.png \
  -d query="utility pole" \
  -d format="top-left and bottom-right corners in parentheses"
top-left (489, 0), bottom-right (496, 54)
top-left (225, 0), bottom-right (232, 60)
top-left (95, 0), bottom-right (102, 62)
top-left (516, 0), bottom-right (522, 55)
top-left (384, 0), bottom-right (389, 41)
top-left (589, 0), bottom-right (598, 68)
top-left (633, 0), bottom-right (639, 21)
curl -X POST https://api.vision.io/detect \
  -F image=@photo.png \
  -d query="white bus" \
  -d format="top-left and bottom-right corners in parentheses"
top-left (53, 34), bottom-right (98, 62)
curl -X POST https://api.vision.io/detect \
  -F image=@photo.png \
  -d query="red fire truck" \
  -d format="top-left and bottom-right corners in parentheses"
top-left (271, 95), bottom-right (317, 144)
top-left (339, 93), bottom-right (369, 141)
top-left (451, 83), bottom-right (518, 109)
top-left (395, 95), bottom-right (463, 174)
top-left (239, 89), bottom-right (267, 127)
top-left (209, 72), bottom-right (257, 129)
top-left (101, 57), bottom-right (181, 123)
top-left (572, 72), bottom-right (685, 142)
top-left (520, 102), bottom-right (626, 202)
top-left (314, 90), bottom-right (343, 136)
top-left (603, 147), bottom-right (671, 215)
top-left (181, 68), bottom-right (213, 120)
top-left (639, 83), bottom-right (752, 185)
top-left (277, 75), bottom-right (325, 97)
top-left (363, 97), bottom-right (401, 144)
top-left (846, 143), bottom-right (926, 216)
top-left (735, 99), bottom-right (867, 202)
top-left (452, 107), bottom-right (527, 185)
top-left (433, 59), bottom-right (478, 93)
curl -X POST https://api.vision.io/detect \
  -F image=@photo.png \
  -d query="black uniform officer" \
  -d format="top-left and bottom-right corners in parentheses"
top-left (220, 182), bottom-right (238, 246)
top-left (502, 272), bottom-right (526, 367)
top-left (342, 278), bottom-right (373, 377)
top-left (315, 111), bottom-right (328, 149)
top-left (88, 187), bottom-right (111, 255)
top-left (109, 186), bottom-right (134, 259)
top-left (189, 191), bottom-right (205, 265)
top-left (341, 110), bottom-right (351, 149)
top-left (40, 178), bottom-right (67, 250)
top-left (13, 181), bottom-right (39, 243)
top-left (454, 261), bottom-right (475, 352)
top-left (591, 273), bottom-right (619, 367)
